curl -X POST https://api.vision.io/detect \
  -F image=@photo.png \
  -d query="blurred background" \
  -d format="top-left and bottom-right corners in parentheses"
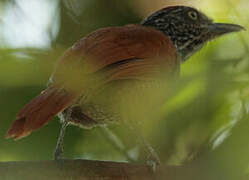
top-left (0, 0), bottom-right (248, 179)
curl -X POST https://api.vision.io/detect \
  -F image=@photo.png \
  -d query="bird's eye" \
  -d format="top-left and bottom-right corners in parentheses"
top-left (188, 11), bottom-right (198, 20)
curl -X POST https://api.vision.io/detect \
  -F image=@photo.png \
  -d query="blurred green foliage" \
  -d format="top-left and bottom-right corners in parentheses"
top-left (0, 0), bottom-right (248, 179)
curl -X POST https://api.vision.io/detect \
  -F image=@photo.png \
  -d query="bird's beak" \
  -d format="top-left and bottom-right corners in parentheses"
top-left (208, 23), bottom-right (245, 37)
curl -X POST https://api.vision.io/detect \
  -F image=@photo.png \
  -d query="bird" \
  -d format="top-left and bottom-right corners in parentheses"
top-left (5, 6), bottom-right (244, 164)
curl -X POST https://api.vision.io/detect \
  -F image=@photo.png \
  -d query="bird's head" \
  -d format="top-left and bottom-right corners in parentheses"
top-left (142, 6), bottom-right (245, 62)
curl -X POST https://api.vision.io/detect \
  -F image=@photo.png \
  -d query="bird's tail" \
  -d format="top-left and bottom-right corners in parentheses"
top-left (5, 86), bottom-right (78, 140)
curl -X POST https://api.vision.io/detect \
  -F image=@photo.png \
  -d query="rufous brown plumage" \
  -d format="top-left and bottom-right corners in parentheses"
top-left (6, 6), bottom-right (244, 142)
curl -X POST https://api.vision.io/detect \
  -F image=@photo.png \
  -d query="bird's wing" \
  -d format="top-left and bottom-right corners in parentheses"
top-left (5, 25), bottom-right (179, 140)
top-left (51, 24), bottom-right (179, 88)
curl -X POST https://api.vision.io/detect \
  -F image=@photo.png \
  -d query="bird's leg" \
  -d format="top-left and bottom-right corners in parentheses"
top-left (129, 125), bottom-right (161, 172)
top-left (140, 137), bottom-right (161, 172)
top-left (100, 126), bottom-right (136, 162)
top-left (54, 121), bottom-right (68, 160)
top-left (54, 107), bottom-right (72, 160)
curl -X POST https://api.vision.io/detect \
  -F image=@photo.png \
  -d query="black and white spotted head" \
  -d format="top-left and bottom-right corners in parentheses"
top-left (142, 6), bottom-right (245, 62)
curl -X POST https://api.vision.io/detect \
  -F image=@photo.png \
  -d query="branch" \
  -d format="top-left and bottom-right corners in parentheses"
top-left (2, 159), bottom-right (247, 180)
top-left (0, 159), bottom-right (186, 180)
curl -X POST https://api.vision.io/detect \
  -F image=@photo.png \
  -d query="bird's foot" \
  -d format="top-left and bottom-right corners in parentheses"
top-left (146, 151), bottom-right (161, 172)
top-left (54, 146), bottom-right (64, 160)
